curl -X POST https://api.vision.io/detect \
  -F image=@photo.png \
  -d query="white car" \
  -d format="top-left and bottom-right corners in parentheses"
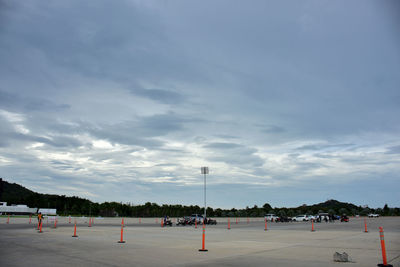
top-left (293, 215), bottom-right (310, 221)
top-left (368, 214), bottom-right (379, 218)
top-left (264, 214), bottom-right (278, 221)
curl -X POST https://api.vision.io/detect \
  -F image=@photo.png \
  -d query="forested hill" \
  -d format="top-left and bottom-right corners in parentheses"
top-left (308, 199), bottom-right (359, 213)
top-left (1, 178), bottom-right (39, 205)
top-left (0, 178), bottom-right (92, 215)
top-left (1, 178), bottom-right (398, 217)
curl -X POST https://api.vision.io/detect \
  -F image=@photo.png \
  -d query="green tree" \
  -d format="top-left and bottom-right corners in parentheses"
top-left (263, 203), bottom-right (272, 211)
top-left (339, 208), bottom-right (348, 215)
top-left (383, 204), bottom-right (390, 216)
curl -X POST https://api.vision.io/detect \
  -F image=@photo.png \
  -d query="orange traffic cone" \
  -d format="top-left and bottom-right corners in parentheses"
top-left (38, 221), bottom-right (43, 233)
top-left (198, 221), bottom-right (208, 252)
top-left (118, 219), bottom-right (125, 243)
top-left (72, 223), bottom-right (78, 237)
top-left (378, 227), bottom-right (391, 267)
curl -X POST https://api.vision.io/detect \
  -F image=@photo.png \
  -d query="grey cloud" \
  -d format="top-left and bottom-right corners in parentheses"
top-left (193, 136), bottom-right (207, 144)
top-left (205, 142), bottom-right (264, 167)
top-left (208, 155), bottom-right (264, 167)
top-left (385, 145), bottom-right (400, 154)
top-left (130, 87), bottom-right (185, 105)
top-left (89, 127), bottom-right (164, 148)
top-left (18, 111), bottom-right (188, 150)
top-left (155, 163), bottom-right (181, 167)
top-left (294, 161), bottom-right (327, 171)
top-left (24, 118), bottom-right (86, 137)
top-left (0, 0), bottom-right (210, 92)
top-left (50, 160), bottom-right (82, 171)
top-left (204, 142), bottom-right (242, 149)
top-left (157, 147), bottom-right (188, 154)
top-left (85, 113), bottom-right (189, 148)
top-left (295, 144), bottom-right (322, 151)
top-left (0, 139), bottom-right (8, 147)
top-left (0, 114), bottom-right (83, 148)
top-left (213, 134), bottom-right (238, 139)
top-left (2, 131), bottom-right (83, 148)
top-left (314, 153), bottom-right (336, 159)
top-left (45, 136), bottom-right (84, 148)
top-left (25, 99), bottom-right (70, 112)
top-left (138, 113), bottom-right (185, 137)
top-left (295, 143), bottom-right (354, 151)
top-left (0, 90), bottom-right (70, 112)
top-left (287, 153), bottom-right (301, 159)
top-left (250, 167), bottom-right (270, 177)
top-left (259, 125), bottom-right (286, 134)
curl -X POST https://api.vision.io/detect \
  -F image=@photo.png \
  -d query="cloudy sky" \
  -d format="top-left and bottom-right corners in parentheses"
top-left (0, 0), bottom-right (399, 209)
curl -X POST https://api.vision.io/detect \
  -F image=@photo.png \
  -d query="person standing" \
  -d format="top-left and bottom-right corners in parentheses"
top-left (37, 212), bottom-right (42, 224)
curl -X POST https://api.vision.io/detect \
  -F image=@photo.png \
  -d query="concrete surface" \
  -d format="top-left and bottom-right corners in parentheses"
top-left (0, 216), bottom-right (399, 267)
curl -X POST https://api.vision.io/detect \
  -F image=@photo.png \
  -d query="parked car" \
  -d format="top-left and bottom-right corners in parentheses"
top-left (292, 215), bottom-right (310, 221)
top-left (275, 216), bottom-right (292, 222)
top-left (264, 214), bottom-right (278, 222)
top-left (368, 213), bottom-right (379, 218)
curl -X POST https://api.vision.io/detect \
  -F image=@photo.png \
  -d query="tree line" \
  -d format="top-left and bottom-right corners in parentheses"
top-left (1, 178), bottom-right (399, 217)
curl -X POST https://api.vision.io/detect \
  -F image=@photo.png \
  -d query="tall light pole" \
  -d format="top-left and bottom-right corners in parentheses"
top-left (201, 167), bottom-right (208, 220)
top-left (199, 167), bottom-right (209, 252)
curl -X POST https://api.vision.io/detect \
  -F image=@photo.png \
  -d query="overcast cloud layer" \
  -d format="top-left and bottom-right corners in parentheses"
top-left (1, 0), bottom-right (399, 208)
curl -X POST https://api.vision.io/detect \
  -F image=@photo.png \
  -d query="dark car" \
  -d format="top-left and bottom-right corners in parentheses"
top-left (275, 216), bottom-right (292, 222)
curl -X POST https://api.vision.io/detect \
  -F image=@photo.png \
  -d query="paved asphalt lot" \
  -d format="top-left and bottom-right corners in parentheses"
top-left (0, 216), bottom-right (399, 266)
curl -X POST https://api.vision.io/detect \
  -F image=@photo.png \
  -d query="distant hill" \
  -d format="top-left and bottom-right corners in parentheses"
top-left (0, 178), bottom-right (93, 215)
top-left (1, 178), bottom-right (38, 205)
top-left (1, 178), bottom-right (397, 217)
top-left (308, 199), bottom-right (359, 213)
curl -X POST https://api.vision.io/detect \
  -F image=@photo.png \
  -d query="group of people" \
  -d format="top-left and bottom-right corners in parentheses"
top-left (314, 214), bottom-right (337, 223)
